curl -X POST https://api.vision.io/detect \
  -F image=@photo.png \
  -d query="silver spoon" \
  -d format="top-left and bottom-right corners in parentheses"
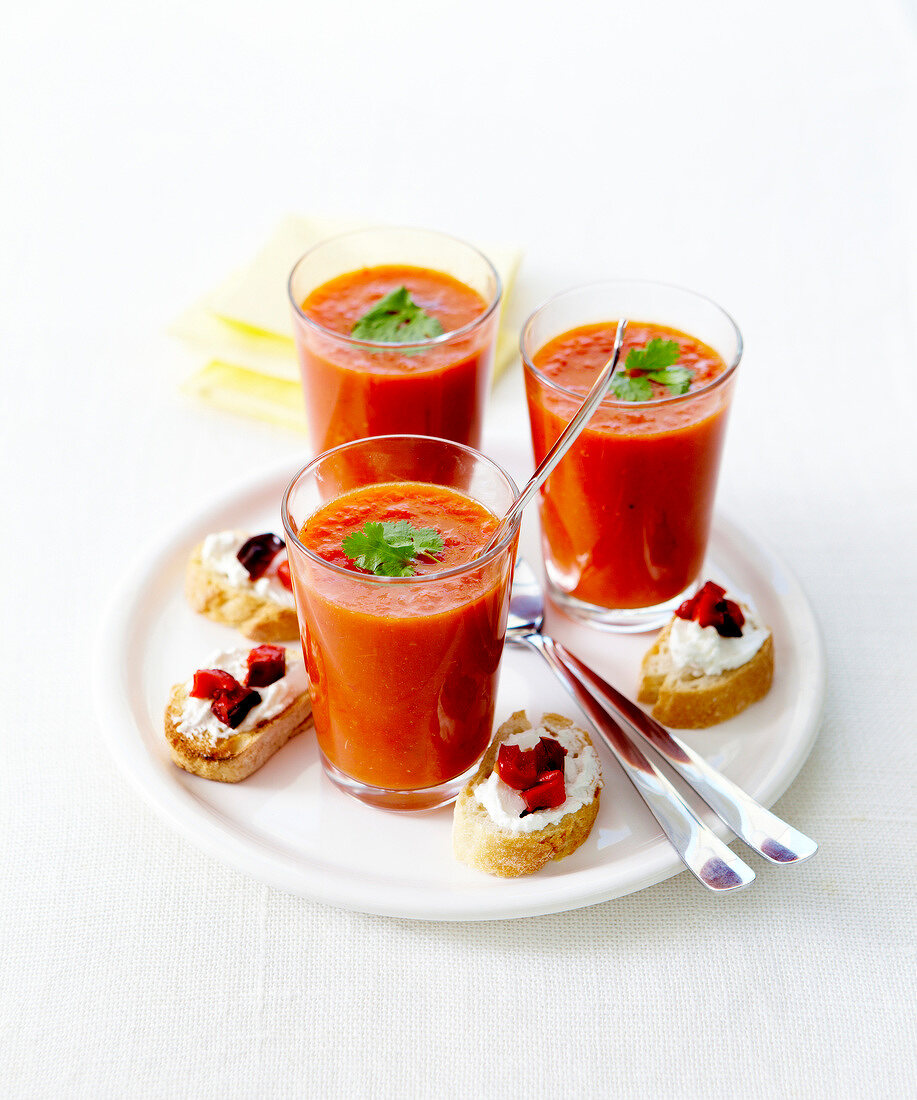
top-left (506, 561), bottom-right (755, 893)
top-left (507, 560), bottom-right (817, 866)
top-left (481, 318), bottom-right (628, 555)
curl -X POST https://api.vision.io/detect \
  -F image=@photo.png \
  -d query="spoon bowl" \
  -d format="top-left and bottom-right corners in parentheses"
top-left (506, 557), bottom-right (546, 635)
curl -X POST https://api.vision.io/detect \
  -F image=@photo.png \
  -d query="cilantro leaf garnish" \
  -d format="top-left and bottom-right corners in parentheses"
top-left (647, 366), bottom-right (693, 395)
top-left (341, 520), bottom-right (445, 577)
top-left (350, 286), bottom-right (445, 345)
top-left (625, 337), bottom-right (680, 374)
top-left (611, 373), bottom-right (653, 402)
top-left (611, 337), bottom-right (694, 400)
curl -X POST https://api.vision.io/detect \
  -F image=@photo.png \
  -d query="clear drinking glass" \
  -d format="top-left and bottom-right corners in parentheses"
top-left (288, 227), bottom-right (501, 454)
top-left (281, 435), bottom-right (520, 811)
top-left (522, 280), bottom-right (742, 632)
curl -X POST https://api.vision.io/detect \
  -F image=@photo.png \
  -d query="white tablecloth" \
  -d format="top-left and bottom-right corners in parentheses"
top-left (3, 1), bottom-right (915, 1096)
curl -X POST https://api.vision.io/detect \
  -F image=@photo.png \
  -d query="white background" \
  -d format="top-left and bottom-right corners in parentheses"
top-left (2, 1), bottom-right (916, 1097)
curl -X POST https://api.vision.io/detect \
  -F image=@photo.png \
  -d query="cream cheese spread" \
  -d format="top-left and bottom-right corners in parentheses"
top-left (473, 725), bottom-right (602, 834)
top-left (668, 602), bottom-right (769, 677)
top-left (200, 530), bottom-right (295, 609)
top-left (176, 647), bottom-right (308, 746)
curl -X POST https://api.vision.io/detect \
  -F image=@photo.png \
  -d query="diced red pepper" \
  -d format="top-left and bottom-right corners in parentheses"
top-left (210, 685), bottom-right (262, 728)
top-left (677, 580), bottom-right (726, 621)
top-left (715, 598), bottom-right (745, 637)
top-left (677, 581), bottom-right (745, 636)
top-left (496, 743), bottom-right (541, 790)
top-left (694, 588), bottom-right (724, 629)
top-left (521, 770), bottom-right (567, 812)
top-left (276, 560), bottom-right (293, 591)
top-left (534, 736), bottom-right (567, 773)
top-left (497, 736), bottom-right (568, 808)
top-left (236, 533), bottom-right (285, 580)
top-left (190, 668), bottom-right (241, 699)
top-left (672, 580), bottom-right (743, 642)
top-left (724, 599), bottom-right (745, 629)
top-left (246, 644), bottom-right (286, 688)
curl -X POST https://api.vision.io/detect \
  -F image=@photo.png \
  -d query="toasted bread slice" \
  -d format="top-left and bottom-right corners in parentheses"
top-left (186, 541), bottom-right (299, 642)
top-left (164, 652), bottom-right (312, 782)
top-left (638, 620), bottom-right (774, 728)
top-left (452, 711), bottom-right (602, 878)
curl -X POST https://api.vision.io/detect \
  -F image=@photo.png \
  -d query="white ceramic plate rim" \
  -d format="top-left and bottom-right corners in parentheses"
top-left (94, 457), bottom-right (825, 920)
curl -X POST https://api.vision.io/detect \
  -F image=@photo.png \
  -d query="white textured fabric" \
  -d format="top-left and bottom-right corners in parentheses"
top-left (2, 2), bottom-right (916, 1097)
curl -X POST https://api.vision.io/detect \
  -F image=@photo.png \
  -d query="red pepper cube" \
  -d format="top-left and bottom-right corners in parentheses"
top-left (533, 736), bottom-right (567, 774)
top-left (724, 598), bottom-right (745, 629)
top-left (211, 685), bottom-right (262, 728)
top-left (496, 743), bottom-right (541, 791)
top-left (236, 533), bottom-right (285, 581)
top-left (190, 668), bottom-right (241, 699)
top-left (693, 582), bottom-right (727, 628)
top-left (521, 770), bottom-right (567, 812)
top-left (276, 560), bottom-right (293, 591)
top-left (679, 580), bottom-right (728, 623)
top-left (715, 598), bottom-right (745, 637)
top-left (246, 645), bottom-right (287, 688)
top-left (694, 594), bottom-right (722, 628)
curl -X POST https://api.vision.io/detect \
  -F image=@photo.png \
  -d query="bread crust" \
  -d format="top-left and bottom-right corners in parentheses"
top-left (638, 620), bottom-right (774, 728)
top-left (164, 680), bottom-right (312, 783)
top-left (452, 711), bottom-right (602, 877)
top-left (185, 543), bottom-right (299, 642)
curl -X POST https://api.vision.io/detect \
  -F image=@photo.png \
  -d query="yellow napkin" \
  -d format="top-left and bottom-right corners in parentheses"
top-left (174, 215), bottom-right (522, 432)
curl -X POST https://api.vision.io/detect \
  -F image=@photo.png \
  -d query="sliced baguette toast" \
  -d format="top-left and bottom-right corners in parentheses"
top-left (164, 659), bottom-right (312, 783)
top-left (638, 620), bottom-right (774, 728)
top-left (185, 542), bottom-right (299, 642)
top-left (452, 711), bottom-right (601, 878)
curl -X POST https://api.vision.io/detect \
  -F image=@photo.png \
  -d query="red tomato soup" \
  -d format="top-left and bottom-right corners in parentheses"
top-left (526, 321), bottom-right (735, 610)
top-left (293, 481), bottom-right (515, 791)
top-left (297, 265), bottom-right (496, 452)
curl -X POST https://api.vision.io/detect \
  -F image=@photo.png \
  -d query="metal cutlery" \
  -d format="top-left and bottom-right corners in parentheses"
top-left (506, 563), bottom-right (756, 893)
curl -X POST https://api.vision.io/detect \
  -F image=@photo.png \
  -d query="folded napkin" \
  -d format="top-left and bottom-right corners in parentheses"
top-left (173, 215), bottom-right (522, 432)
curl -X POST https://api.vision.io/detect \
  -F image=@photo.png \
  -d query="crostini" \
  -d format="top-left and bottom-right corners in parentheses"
top-left (164, 644), bottom-right (312, 782)
top-left (453, 711), bottom-right (602, 877)
top-left (186, 529), bottom-right (298, 641)
top-left (638, 580), bottom-right (774, 728)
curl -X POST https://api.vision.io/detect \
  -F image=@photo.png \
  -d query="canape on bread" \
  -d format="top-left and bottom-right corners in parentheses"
top-left (186, 530), bottom-right (298, 641)
top-left (453, 711), bottom-right (602, 878)
top-left (638, 580), bottom-right (774, 728)
top-left (164, 644), bottom-right (312, 782)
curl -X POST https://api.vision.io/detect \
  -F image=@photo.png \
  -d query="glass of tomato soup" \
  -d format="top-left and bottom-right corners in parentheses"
top-left (282, 435), bottom-right (520, 811)
top-left (288, 228), bottom-right (502, 454)
top-left (522, 281), bottom-right (742, 632)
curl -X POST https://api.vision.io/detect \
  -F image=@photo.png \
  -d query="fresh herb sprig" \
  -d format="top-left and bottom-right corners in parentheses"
top-left (350, 286), bottom-right (444, 346)
top-left (611, 337), bottom-right (693, 401)
top-left (342, 520), bottom-right (445, 577)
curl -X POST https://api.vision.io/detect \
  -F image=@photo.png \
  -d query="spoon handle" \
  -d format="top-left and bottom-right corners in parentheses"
top-left (515, 633), bottom-right (755, 892)
top-left (481, 319), bottom-right (627, 554)
top-left (556, 644), bottom-right (818, 865)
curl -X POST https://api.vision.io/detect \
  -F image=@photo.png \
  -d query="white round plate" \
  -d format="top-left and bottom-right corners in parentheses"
top-left (94, 453), bottom-right (824, 920)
